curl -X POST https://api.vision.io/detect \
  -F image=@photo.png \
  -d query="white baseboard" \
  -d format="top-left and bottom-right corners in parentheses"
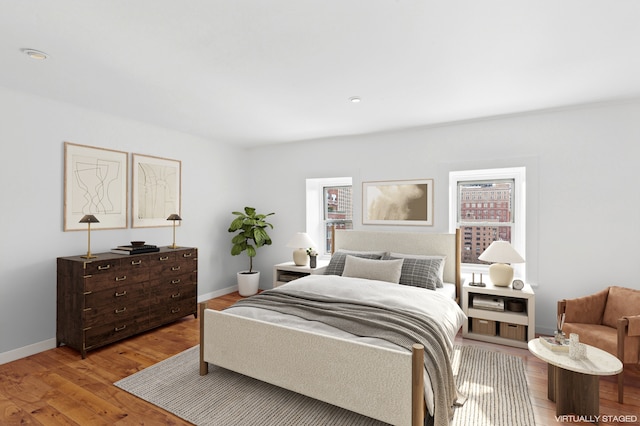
top-left (1, 286), bottom-right (240, 365)
top-left (197, 284), bottom-right (238, 303)
top-left (0, 338), bottom-right (57, 365)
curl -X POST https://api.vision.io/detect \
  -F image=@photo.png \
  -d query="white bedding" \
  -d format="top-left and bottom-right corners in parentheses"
top-left (225, 274), bottom-right (466, 416)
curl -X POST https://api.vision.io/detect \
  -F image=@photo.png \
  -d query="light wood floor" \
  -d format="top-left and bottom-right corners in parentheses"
top-left (1, 292), bottom-right (638, 425)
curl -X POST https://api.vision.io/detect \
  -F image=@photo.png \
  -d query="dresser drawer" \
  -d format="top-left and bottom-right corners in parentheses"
top-left (84, 268), bottom-right (150, 293)
top-left (83, 258), bottom-right (121, 275)
top-left (149, 297), bottom-right (196, 326)
top-left (84, 295), bottom-right (150, 327)
top-left (84, 313), bottom-right (148, 348)
top-left (151, 283), bottom-right (196, 306)
top-left (85, 282), bottom-right (148, 308)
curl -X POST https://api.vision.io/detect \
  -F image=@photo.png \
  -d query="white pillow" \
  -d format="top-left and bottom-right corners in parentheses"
top-left (342, 255), bottom-right (404, 284)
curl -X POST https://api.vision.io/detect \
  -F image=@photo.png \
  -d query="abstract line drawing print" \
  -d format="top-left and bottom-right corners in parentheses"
top-left (137, 162), bottom-right (178, 219)
top-left (132, 154), bottom-right (181, 228)
top-left (64, 142), bottom-right (128, 231)
top-left (72, 155), bottom-right (123, 216)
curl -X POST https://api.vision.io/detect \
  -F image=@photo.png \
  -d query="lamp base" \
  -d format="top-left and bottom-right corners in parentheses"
top-left (292, 248), bottom-right (307, 266)
top-left (488, 263), bottom-right (514, 287)
top-left (81, 253), bottom-right (97, 259)
top-left (169, 244), bottom-right (179, 249)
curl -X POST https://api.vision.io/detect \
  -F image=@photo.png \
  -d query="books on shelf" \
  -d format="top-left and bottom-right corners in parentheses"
top-left (539, 336), bottom-right (570, 352)
top-left (110, 244), bottom-right (160, 255)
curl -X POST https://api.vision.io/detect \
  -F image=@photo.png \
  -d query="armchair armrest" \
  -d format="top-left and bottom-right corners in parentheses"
top-left (622, 314), bottom-right (640, 337)
top-left (557, 300), bottom-right (567, 317)
top-left (617, 317), bottom-right (629, 362)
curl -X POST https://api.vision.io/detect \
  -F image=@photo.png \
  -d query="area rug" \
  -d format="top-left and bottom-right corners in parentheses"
top-left (115, 345), bottom-right (535, 426)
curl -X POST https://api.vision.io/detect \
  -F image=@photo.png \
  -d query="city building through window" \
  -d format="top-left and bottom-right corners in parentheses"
top-left (450, 167), bottom-right (526, 278)
top-left (306, 177), bottom-right (353, 257)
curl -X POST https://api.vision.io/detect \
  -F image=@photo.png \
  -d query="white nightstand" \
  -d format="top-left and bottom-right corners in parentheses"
top-left (273, 260), bottom-right (329, 287)
top-left (461, 280), bottom-right (536, 349)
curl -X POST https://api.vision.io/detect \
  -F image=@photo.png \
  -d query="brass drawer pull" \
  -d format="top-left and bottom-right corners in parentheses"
top-left (171, 308), bottom-right (181, 314)
top-left (114, 307), bottom-right (127, 314)
top-left (160, 256), bottom-right (169, 261)
top-left (115, 290), bottom-right (127, 297)
top-left (171, 266), bottom-right (181, 271)
top-left (114, 325), bottom-right (127, 332)
top-left (171, 279), bottom-right (181, 284)
top-left (97, 265), bottom-right (111, 270)
top-left (171, 293), bottom-right (181, 299)
top-left (115, 276), bottom-right (127, 281)
top-left (130, 260), bottom-right (142, 266)
top-left (183, 253), bottom-right (192, 258)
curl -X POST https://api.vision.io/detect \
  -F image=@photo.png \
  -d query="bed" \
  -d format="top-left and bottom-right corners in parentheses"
top-left (199, 229), bottom-right (465, 426)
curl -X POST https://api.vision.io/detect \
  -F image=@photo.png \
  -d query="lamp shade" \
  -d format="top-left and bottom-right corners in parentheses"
top-left (166, 214), bottom-right (182, 221)
top-left (286, 232), bottom-right (316, 266)
top-left (286, 232), bottom-right (316, 249)
top-left (79, 214), bottom-right (99, 223)
top-left (478, 241), bottom-right (524, 287)
top-left (478, 241), bottom-right (524, 264)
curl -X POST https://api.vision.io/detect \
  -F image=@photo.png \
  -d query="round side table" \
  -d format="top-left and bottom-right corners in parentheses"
top-left (528, 338), bottom-right (622, 421)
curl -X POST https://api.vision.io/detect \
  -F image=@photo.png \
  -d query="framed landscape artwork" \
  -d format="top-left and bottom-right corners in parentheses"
top-left (64, 142), bottom-right (128, 231)
top-left (132, 153), bottom-right (181, 228)
top-left (362, 179), bottom-right (434, 226)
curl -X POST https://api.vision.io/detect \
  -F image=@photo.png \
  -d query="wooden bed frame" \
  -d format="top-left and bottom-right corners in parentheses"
top-left (199, 229), bottom-right (461, 426)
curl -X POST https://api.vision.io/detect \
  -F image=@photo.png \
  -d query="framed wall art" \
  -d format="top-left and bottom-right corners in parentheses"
top-left (64, 142), bottom-right (128, 231)
top-left (362, 179), bottom-right (434, 226)
top-left (132, 153), bottom-right (181, 228)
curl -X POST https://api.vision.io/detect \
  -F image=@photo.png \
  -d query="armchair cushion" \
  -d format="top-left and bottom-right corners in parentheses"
top-left (562, 323), bottom-right (618, 357)
top-left (602, 286), bottom-right (640, 329)
top-left (564, 287), bottom-right (608, 324)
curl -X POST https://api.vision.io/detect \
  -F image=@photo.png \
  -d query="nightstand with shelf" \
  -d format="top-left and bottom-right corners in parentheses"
top-left (462, 280), bottom-right (535, 349)
top-left (273, 260), bottom-right (328, 287)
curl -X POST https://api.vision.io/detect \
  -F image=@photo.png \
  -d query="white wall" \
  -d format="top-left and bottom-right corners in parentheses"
top-left (0, 86), bottom-right (249, 361)
top-left (246, 100), bottom-right (640, 336)
top-left (2, 83), bottom-right (638, 361)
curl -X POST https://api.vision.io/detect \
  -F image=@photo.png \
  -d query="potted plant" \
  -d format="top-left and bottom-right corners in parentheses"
top-left (228, 207), bottom-right (275, 296)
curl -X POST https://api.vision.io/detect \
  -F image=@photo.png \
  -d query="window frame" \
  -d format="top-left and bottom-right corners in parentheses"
top-left (449, 167), bottom-right (526, 280)
top-left (306, 177), bottom-right (353, 258)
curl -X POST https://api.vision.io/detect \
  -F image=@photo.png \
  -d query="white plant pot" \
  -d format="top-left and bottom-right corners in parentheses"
top-left (237, 271), bottom-right (260, 296)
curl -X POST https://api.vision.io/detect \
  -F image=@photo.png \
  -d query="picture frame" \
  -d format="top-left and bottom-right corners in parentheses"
top-left (132, 153), bottom-right (181, 228)
top-left (362, 179), bottom-right (434, 226)
top-left (64, 142), bottom-right (128, 231)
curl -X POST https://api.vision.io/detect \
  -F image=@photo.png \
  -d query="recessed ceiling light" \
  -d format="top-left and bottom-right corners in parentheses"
top-left (21, 48), bottom-right (49, 60)
top-left (349, 96), bottom-right (361, 103)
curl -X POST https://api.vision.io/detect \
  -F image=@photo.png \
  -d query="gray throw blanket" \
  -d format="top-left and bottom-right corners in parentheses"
top-left (231, 288), bottom-right (461, 426)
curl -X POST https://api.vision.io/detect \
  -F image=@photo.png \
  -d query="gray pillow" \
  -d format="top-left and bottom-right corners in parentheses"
top-left (386, 253), bottom-right (446, 287)
top-left (342, 255), bottom-right (404, 284)
top-left (324, 250), bottom-right (386, 276)
top-left (384, 256), bottom-right (444, 290)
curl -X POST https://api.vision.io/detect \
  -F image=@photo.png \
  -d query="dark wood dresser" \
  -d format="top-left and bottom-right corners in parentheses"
top-left (57, 246), bottom-right (198, 358)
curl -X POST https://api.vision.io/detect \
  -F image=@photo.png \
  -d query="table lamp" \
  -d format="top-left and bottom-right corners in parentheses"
top-left (79, 214), bottom-right (99, 259)
top-left (167, 214), bottom-right (182, 249)
top-left (286, 232), bottom-right (316, 266)
top-left (478, 240), bottom-right (524, 286)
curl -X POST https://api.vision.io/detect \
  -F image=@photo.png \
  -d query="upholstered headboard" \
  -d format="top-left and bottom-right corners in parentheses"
top-left (334, 229), bottom-right (462, 298)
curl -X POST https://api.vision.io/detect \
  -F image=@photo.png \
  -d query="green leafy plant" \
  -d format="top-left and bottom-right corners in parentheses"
top-left (228, 207), bottom-right (275, 273)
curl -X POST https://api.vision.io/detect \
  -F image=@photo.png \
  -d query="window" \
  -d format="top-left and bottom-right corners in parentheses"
top-left (306, 177), bottom-right (353, 257)
top-left (450, 167), bottom-right (526, 278)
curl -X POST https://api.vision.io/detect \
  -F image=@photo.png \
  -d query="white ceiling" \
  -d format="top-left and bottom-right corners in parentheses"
top-left (2, 1), bottom-right (640, 147)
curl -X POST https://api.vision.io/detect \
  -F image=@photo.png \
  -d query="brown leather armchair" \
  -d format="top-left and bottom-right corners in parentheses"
top-left (558, 286), bottom-right (640, 403)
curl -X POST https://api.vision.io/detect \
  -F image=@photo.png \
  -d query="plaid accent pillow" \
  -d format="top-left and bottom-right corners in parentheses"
top-left (324, 250), bottom-right (386, 276)
top-left (385, 256), bottom-right (444, 290)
